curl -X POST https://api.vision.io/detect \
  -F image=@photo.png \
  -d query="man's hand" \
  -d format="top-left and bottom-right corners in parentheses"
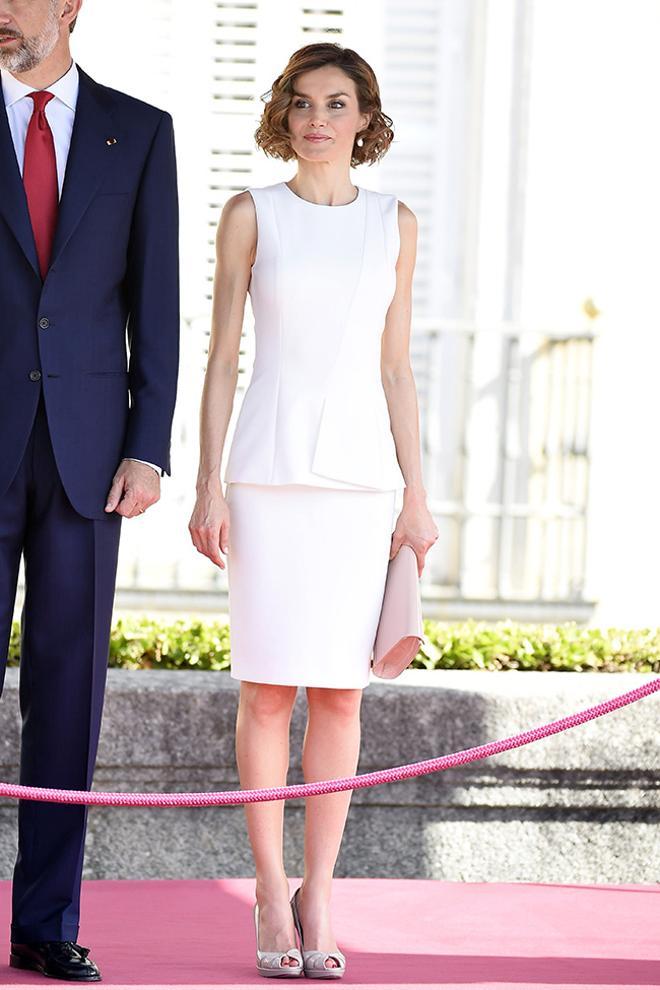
top-left (105, 459), bottom-right (161, 518)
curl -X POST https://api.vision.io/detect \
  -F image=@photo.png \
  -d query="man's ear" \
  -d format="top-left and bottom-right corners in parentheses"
top-left (62, 0), bottom-right (82, 33)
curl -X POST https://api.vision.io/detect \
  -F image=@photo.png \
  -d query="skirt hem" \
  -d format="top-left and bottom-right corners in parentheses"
top-left (229, 669), bottom-right (371, 689)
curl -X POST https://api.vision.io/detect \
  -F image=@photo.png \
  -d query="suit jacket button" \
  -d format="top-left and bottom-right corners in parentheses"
top-left (29, 370), bottom-right (42, 382)
top-left (39, 317), bottom-right (50, 329)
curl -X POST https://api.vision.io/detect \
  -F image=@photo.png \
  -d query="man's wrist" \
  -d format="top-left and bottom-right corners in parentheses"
top-left (124, 457), bottom-right (162, 476)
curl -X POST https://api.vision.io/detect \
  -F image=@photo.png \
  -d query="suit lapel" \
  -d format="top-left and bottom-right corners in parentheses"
top-left (0, 64), bottom-right (120, 279)
top-left (0, 76), bottom-right (40, 279)
top-left (49, 64), bottom-right (119, 270)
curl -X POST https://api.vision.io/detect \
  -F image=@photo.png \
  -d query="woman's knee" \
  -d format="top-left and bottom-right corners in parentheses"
top-left (306, 686), bottom-right (363, 719)
top-left (239, 680), bottom-right (297, 721)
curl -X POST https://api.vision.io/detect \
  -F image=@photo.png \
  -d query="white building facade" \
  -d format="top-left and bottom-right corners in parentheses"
top-left (34, 0), bottom-right (658, 627)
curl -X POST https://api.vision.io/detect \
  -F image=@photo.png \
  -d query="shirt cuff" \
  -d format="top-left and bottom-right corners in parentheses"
top-left (125, 458), bottom-right (163, 476)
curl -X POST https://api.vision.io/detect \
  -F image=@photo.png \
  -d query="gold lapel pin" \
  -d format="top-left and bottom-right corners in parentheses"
top-left (106, 137), bottom-right (117, 146)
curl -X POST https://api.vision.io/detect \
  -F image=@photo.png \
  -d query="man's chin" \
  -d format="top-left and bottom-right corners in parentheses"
top-left (0, 46), bottom-right (35, 73)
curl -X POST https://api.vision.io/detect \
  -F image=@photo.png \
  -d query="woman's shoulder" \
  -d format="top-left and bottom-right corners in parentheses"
top-left (367, 187), bottom-right (413, 214)
top-left (367, 188), bottom-right (416, 230)
top-left (366, 185), bottom-right (395, 197)
top-left (219, 190), bottom-right (256, 228)
top-left (241, 181), bottom-right (284, 200)
top-left (223, 182), bottom-right (282, 211)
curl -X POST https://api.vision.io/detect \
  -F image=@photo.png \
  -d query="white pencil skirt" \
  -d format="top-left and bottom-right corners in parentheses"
top-left (225, 482), bottom-right (398, 688)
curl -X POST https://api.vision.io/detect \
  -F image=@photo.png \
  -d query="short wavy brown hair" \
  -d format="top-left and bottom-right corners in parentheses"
top-left (254, 43), bottom-right (394, 167)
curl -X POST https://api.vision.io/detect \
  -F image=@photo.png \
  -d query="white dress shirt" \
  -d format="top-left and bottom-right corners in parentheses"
top-left (1, 61), bottom-right (162, 477)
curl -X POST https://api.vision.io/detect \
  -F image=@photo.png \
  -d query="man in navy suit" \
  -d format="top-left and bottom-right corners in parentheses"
top-left (0, 0), bottom-right (179, 980)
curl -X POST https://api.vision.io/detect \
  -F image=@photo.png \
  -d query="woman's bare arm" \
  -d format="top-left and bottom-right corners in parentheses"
top-left (380, 201), bottom-right (438, 573)
top-left (189, 191), bottom-right (256, 568)
top-left (196, 191), bottom-right (256, 492)
top-left (381, 201), bottom-right (425, 495)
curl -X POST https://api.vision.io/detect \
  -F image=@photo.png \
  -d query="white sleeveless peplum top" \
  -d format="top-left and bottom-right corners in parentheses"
top-left (222, 180), bottom-right (405, 491)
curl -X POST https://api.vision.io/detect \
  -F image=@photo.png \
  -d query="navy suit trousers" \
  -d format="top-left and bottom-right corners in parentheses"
top-left (0, 389), bottom-right (122, 942)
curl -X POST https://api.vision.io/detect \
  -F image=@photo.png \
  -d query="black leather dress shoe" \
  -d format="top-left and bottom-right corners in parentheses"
top-left (9, 940), bottom-right (102, 981)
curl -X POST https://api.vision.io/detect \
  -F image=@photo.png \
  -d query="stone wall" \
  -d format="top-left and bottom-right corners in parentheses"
top-left (0, 668), bottom-right (657, 883)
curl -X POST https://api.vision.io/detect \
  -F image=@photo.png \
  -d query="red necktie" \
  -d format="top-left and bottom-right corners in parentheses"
top-left (23, 90), bottom-right (58, 279)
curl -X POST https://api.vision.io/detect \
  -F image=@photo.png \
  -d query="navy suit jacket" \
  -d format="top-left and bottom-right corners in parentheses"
top-left (0, 63), bottom-right (180, 519)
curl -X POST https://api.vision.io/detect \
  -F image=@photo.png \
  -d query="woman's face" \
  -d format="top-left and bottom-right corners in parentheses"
top-left (286, 65), bottom-right (370, 164)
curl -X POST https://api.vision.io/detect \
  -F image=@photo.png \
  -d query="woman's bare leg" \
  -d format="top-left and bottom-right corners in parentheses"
top-left (235, 679), bottom-right (299, 965)
top-left (297, 686), bottom-right (363, 968)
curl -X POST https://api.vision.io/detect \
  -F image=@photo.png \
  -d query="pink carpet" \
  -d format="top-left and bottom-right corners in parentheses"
top-left (0, 878), bottom-right (658, 989)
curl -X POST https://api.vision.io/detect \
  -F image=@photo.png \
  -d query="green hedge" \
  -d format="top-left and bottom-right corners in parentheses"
top-left (7, 616), bottom-right (660, 673)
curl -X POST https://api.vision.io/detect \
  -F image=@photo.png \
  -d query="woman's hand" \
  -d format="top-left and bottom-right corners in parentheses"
top-left (390, 488), bottom-right (438, 577)
top-left (188, 484), bottom-right (230, 570)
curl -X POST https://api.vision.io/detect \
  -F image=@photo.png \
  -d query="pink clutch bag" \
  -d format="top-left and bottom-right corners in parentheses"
top-left (371, 543), bottom-right (424, 679)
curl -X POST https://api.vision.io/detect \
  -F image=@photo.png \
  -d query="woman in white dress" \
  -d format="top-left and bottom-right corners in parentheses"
top-left (189, 42), bottom-right (438, 979)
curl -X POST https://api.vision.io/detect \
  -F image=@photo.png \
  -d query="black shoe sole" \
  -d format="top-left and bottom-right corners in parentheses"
top-left (10, 952), bottom-right (102, 981)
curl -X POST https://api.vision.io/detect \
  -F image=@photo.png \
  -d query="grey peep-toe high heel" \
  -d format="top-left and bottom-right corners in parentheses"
top-left (253, 901), bottom-right (303, 978)
top-left (290, 887), bottom-right (346, 979)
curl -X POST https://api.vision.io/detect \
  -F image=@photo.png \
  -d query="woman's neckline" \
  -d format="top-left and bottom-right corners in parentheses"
top-left (281, 180), bottom-right (362, 209)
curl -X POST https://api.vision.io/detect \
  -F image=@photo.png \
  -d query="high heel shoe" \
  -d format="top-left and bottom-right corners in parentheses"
top-left (253, 901), bottom-right (303, 978)
top-left (290, 886), bottom-right (346, 980)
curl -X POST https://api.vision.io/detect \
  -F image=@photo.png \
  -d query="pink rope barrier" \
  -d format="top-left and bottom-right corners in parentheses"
top-left (0, 676), bottom-right (657, 808)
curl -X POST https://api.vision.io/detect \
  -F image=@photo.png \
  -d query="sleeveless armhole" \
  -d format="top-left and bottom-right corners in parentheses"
top-left (390, 195), bottom-right (402, 268)
top-left (244, 186), bottom-right (261, 273)
top-left (379, 192), bottom-right (401, 270)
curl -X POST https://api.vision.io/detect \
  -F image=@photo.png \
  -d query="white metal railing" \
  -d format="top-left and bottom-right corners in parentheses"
top-left (409, 318), bottom-right (596, 611)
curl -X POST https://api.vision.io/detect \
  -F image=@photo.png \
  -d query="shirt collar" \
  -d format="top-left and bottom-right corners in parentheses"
top-left (1, 58), bottom-right (78, 111)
